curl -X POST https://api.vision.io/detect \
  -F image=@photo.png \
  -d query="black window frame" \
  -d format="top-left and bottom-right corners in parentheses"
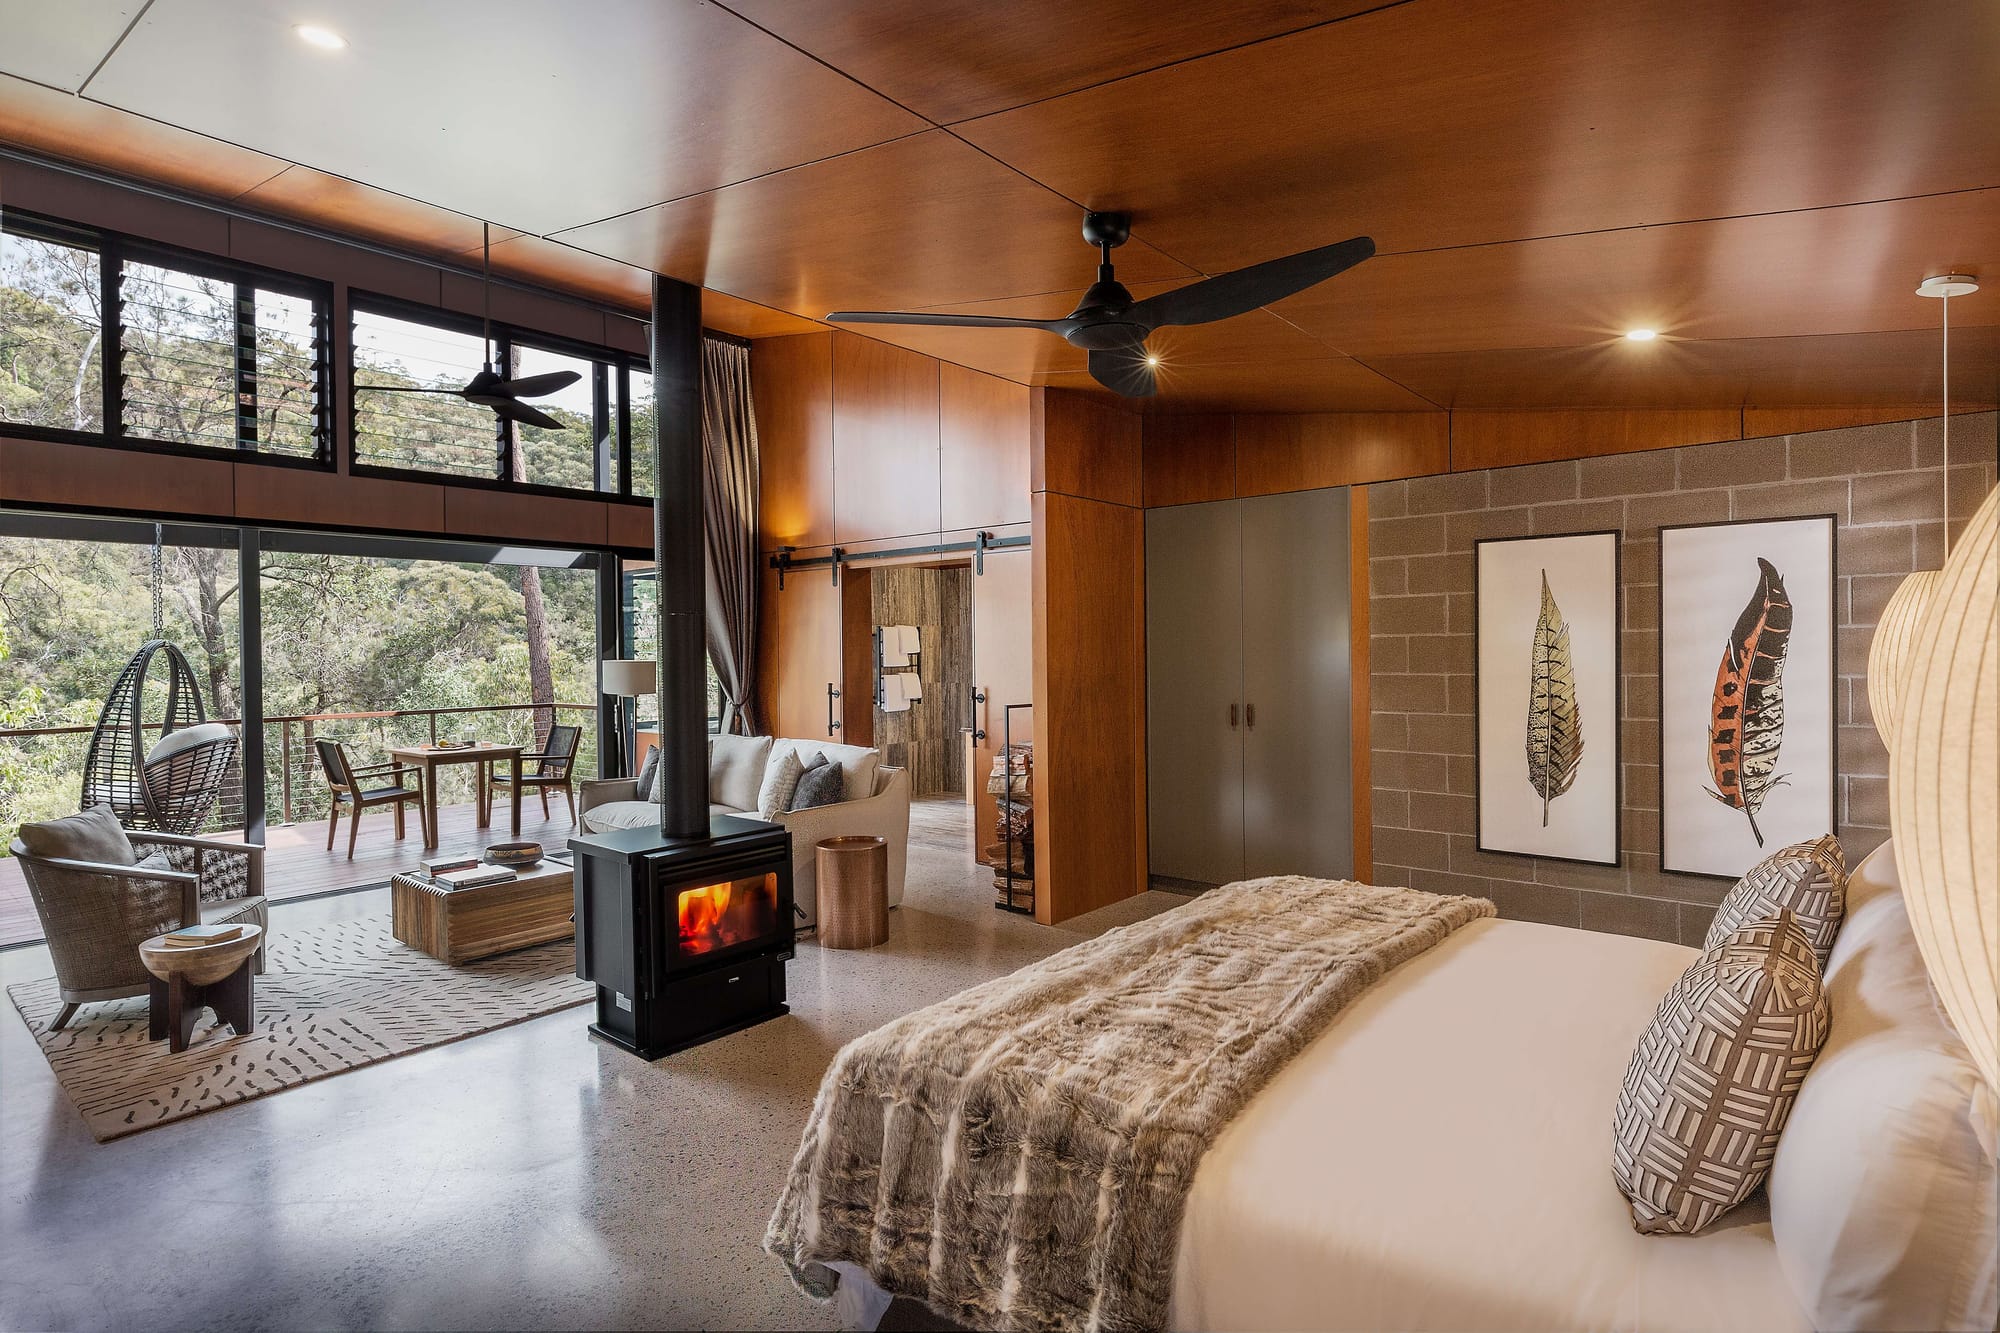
top-left (347, 289), bottom-right (653, 500)
top-left (0, 208), bottom-right (335, 468)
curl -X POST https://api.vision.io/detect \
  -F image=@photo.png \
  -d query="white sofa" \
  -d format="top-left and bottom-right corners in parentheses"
top-left (577, 735), bottom-right (908, 929)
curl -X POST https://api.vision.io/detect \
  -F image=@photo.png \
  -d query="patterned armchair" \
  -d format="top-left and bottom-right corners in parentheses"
top-left (11, 807), bottom-right (266, 1032)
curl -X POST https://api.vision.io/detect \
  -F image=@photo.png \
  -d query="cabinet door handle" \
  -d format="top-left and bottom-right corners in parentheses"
top-left (827, 683), bottom-right (842, 735)
top-left (1245, 703), bottom-right (1256, 730)
top-left (1228, 703), bottom-right (1239, 729)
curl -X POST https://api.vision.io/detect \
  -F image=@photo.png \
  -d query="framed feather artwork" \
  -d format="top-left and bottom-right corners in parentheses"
top-left (1476, 531), bottom-right (1622, 864)
top-left (1659, 515), bottom-right (1837, 878)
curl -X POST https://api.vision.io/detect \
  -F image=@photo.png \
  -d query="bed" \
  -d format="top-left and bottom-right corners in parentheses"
top-left (1169, 916), bottom-right (1804, 1332)
top-left (773, 847), bottom-right (1995, 1333)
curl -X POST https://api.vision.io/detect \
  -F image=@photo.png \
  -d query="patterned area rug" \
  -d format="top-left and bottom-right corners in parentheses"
top-left (7, 917), bottom-right (591, 1141)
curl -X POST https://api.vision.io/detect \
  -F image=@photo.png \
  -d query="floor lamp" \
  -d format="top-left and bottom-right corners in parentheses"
top-left (600, 659), bottom-right (657, 778)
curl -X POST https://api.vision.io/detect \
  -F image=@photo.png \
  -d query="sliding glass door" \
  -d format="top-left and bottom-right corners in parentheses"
top-left (0, 509), bottom-right (618, 942)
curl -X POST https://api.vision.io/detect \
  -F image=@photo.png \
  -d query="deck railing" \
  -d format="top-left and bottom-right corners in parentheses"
top-left (0, 701), bottom-right (597, 840)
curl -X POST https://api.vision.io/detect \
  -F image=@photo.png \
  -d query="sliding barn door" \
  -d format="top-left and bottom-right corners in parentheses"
top-left (1145, 501), bottom-right (1245, 885)
top-left (1241, 488), bottom-right (1353, 880)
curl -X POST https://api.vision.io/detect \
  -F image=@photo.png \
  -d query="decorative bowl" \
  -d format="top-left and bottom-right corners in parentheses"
top-left (484, 841), bottom-right (543, 868)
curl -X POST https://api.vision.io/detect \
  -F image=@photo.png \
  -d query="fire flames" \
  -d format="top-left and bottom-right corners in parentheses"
top-left (677, 876), bottom-right (771, 954)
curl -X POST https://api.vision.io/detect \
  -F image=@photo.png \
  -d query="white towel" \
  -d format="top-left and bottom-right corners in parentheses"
top-left (903, 674), bottom-right (924, 701)
top-left (879, 673), bottom-right (911, 713)
top-left (896, 624), bottom-right (922, 657)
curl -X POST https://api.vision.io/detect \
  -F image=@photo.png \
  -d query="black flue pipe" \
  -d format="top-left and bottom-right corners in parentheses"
top-left (650, 274), bottom-right (708, 839)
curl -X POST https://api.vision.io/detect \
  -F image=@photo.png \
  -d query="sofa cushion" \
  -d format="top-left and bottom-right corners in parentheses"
top-left (17, 805), bottom-right (137, 866)
top-left (582, 801), bottom-right (663, 833)
top-left (758, 747), bottom-right (808, 820)
top-left (790, 757), bottom-right (846, 811)
top-left (769, 738), bottom-right (880, 803)
top-left (635, 745), bottom-right (660, 802)
top-left (708, 733), bottom-right (772, 813)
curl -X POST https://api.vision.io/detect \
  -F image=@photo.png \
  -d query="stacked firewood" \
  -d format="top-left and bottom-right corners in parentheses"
top-left (981, 743), bottom-right (1034, 907)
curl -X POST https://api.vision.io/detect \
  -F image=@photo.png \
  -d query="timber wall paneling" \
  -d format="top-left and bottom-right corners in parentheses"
top-left (1030, 388), bottom-right (1148, 924)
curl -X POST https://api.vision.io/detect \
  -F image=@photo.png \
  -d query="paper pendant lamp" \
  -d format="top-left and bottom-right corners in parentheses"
top-left (1867, 569), bottom-right (1941, 748)
top-left (1891, 484), bottom-right (2000, 1089)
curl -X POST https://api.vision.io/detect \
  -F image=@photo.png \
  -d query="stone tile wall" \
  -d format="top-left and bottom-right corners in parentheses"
top-left (1367, 413), bottom-right (1997, 943)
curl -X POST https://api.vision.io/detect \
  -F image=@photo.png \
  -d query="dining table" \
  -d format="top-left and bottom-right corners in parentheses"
top-left (388, 742), bottom-right (523, 850)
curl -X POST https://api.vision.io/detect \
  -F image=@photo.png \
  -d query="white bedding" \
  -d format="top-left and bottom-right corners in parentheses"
top-left (1169, 916), bottom-right (1811, 1333)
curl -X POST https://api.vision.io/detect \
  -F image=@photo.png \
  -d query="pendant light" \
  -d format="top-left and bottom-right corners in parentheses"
top-left (1866, 274), bottom-right (1977, 748)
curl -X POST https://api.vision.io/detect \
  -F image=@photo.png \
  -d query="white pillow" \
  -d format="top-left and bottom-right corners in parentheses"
top-left (145, 721), bottom-right (235, 765)
top-left (706, 733), bottom-right (771, 813)
top-left (768, 737), bottom-right (881, 803)
top-left (1767, 839), bottom-right (1999, 1333)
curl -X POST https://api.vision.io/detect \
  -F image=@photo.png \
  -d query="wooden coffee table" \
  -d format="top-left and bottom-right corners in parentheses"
top-left (139, 924), bottom-right (263, 1053)
top-left (391, 860), bottom-right (574, 964)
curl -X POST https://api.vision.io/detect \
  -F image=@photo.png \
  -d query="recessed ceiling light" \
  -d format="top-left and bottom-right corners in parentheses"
top-left (1144, 353), bottom-right (1161, 367)
top-left (294, 24), bottom-right (347, 50)
top-left (1624, 328), bottom-right (1658, 342)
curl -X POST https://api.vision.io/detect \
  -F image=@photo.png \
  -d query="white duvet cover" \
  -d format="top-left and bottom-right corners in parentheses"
top-left (1169, 916), bottom-right (1810, 1333)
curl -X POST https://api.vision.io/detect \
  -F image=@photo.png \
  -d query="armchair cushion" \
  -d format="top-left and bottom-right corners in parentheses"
top-left (17, 805), bottom-right (136, 866)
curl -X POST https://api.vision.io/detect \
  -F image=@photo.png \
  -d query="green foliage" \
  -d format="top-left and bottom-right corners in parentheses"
top-left (0, 536), bottom-right (598, 839)
top-left (0, 233), bottom-right (103, 433)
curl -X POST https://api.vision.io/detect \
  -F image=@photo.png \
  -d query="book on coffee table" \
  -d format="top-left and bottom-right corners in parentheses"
top-left (433, 865), bottom-right (518, 891)
top-left (421, 854), bottom-right (481, 876)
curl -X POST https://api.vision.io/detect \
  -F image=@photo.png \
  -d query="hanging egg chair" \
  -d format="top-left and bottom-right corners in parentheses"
top-left (79, 639), bottom-right (239, 835)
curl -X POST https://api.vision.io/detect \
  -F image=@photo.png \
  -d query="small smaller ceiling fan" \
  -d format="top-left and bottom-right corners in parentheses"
top-left (364, 223), bottom-right (581, 430)
top-left (827, 212), bottom-right (1375, 397)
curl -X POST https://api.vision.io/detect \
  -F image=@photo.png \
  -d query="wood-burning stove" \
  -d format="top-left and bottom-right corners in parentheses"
top-left (571, 274), bottom-right (796, 1060)
top-left (570, 815), bottom-right (793, 1059)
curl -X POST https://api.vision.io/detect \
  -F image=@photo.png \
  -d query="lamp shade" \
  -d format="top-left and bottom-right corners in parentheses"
top-left (1866, 569), bottom-right (1940, 748)
top-left (1890, 484), bottom-right (1999, 1089)
top-left (600, 659), bottom-right (657, 697)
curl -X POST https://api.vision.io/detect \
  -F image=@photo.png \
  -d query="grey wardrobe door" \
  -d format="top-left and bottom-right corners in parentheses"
top-left (1146, 500), bottom-right (1245, 886)
top-left (1240, 488), bottom-right (1353, 880)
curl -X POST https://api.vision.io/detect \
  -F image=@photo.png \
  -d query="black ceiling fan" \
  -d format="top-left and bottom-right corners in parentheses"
top-left (827, 212), bottom-right (1375, 398)
top-left (364, 223), bottom-right (581, 430)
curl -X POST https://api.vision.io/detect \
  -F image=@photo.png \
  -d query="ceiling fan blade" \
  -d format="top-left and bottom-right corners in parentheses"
top-left (1129, 235), bottom-right (1376, 329)
top-left (493, 369), bottom-right (583, 399)
top-left (358, 385), bottom-right (465, 395)
top-left (495, 399), bottom-right (566, 432)
top-left (826, 311), bottom-right (1069, 333)
top-left (1088, 346), bottom-right (1157, 399)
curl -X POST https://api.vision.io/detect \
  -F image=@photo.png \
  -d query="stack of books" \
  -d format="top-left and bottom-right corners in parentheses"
top-left (159, 923), bottom-right (246, 949)
top-left (432, 864), bottom-right (518, 891)
top-left (421, 855), bottom-right (481, 876)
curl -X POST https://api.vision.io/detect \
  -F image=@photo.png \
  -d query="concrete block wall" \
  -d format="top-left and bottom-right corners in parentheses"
top-left (1367, 413), bottom-right (1998, 943)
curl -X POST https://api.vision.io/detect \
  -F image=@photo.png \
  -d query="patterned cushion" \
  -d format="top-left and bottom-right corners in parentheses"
top-left (757, 748), bottom-right (807, 820)
top-left (1613, 911), bottom-right (1830, 1235)
top-left (788, 754), bottom-right (845, 812)
top-left (1706, 834), bottom-right (1846, 966)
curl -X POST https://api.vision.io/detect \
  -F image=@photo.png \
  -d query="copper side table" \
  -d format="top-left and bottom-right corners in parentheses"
top-left (139, 924), bottom-right (263, 1053)
top-left (816, 836), bottom-right (889, 949)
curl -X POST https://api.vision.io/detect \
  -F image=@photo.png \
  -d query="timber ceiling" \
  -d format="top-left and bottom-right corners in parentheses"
top-left (1, 0), bottom-right (1995, 413)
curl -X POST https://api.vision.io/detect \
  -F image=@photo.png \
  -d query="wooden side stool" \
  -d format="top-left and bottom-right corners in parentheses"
top-left (138, 924), bottom-right (263, 1053)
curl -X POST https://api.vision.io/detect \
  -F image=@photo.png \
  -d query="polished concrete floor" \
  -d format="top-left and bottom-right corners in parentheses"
top-left (0, 800), bottom-right (1183, 1331)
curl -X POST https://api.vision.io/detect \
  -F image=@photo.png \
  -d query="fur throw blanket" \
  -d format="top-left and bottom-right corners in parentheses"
top-left (765, 876), bottom-right (1495, 1332)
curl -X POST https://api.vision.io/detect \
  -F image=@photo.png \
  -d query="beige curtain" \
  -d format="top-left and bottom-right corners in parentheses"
top-left (701, 336), bottom-right (761, 735)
